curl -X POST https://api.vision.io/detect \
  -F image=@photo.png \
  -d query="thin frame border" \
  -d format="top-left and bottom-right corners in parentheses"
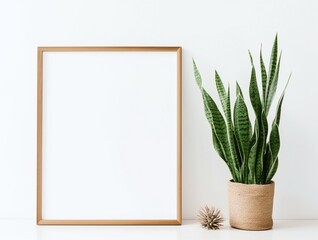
top-left (37, 46), bottom-right (182, 225)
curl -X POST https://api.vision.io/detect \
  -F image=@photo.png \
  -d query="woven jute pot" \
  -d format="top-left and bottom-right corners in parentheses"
top-left (228, 181), bottom-right (275, 231)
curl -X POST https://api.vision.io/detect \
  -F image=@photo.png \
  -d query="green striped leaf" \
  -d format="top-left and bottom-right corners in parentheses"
top-left (269, 123), bottom-right (280, 163)
top-left (193, 59), bottom-right (202, 88)
top-left (202, 88), bottom-right (240, 181)
top-left (274, 73), bottom-right (291, 126)
top-left (274, 93), bottom-right (284, 127)
top-left (193, 60), bottom-right (239, 181)
top-left (234, 133), bottom-right (243, 170)
top-left (199, 80), bottom-right (227, 163)
top-left (234, 95), bottom-right (250, 162)
top-left (248, 64), bottom-right (266, 180)
top-left (228, 87), bottom-right (242, 168)
top-left (255, 111), bottom-right (268, 184)
top-left (240, 159), bottom-right (249, 184)
top-left (262, 145), bottom-right (271, 181)
top-left (201, 85), bottom-right (228, 164)
top-left (265, 75), bottom-right (290, 183)
top-left (260, 47), bottom-right (268, 105)
top-left (234, 95), bottom-right (251, 184)
top-left (212, 129), bottom-right (226, 162)
top-left (248, 50), bottom-right (254, 66)
top-left (215, 71), bottom-right (229, 121)
top-left (236, 81), bottom-right (244, 99)
top-left (265, 51), bottom-right (282, 115)
top-left (266, 157), bottom-right (278, 183)
top-left (236, 81), bottom-right (253, 139)
top-left (249, 66), bottom-right (262, 120)
top-left (249, 49), bottom-right (266, 146)
top-left (215, 72), bottom-right (241, 170)
top-left (248, 123), bottom-right (258, 184)
top-left (267, 34), bottom-right (278, 97)
top-left (249, 122), bottom-right (257, 147)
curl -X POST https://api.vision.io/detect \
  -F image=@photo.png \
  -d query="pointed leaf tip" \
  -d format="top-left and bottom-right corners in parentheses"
top-left (248, 50), bottom-right (254, 66)
top-left (193, 59), bottom-right (203, 87)
top-left (215, 70), bottom-right (220, 77)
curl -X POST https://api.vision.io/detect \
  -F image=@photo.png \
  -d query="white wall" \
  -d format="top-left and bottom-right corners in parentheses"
top-left (0, 0), bottom-right (318, 220)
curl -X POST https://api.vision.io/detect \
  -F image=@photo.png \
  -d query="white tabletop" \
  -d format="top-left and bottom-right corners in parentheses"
top-left (1, 219), bottom-right (318, 240)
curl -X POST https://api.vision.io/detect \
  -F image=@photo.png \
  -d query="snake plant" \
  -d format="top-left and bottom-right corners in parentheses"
top-left (193, 35), bottom-right (291, 184)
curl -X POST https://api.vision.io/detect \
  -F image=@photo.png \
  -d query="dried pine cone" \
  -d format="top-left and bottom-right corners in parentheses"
top-left (198, 206), bottom-right (224, 230)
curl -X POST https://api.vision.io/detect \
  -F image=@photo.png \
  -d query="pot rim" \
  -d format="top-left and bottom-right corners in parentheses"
top-left (229, 180), bottom-right (275, 186)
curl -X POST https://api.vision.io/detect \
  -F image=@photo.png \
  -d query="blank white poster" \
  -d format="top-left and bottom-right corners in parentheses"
top-left (40, 50), bottom-right (179, 221)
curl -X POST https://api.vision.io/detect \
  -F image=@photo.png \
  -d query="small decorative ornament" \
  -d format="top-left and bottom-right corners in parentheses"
top-left (198, 206), bottom-right (224, 230)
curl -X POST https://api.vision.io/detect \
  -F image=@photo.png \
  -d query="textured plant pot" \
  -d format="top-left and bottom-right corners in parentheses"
top-left (228, 181), bottom-right (275, 231)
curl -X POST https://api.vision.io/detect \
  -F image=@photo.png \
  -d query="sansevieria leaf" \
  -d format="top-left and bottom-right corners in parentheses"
top-left (248, 122), bottom-right (258, 184)
top-left (215, 72), bottom-right (241, 169)
top-left (193, 60), bottom-right (239, 181)
top-left (215, 71), bottom-right (230, 122)
top-left (266, 157), bottom-right (279, 183)
top-left (264, 122), bottom-right (280, 183)
top-left (249, 66), bottom-right (262, 120)
top-left (265, 74), bottom-right (290, 182)
top-left (234, 95), bottom-right (250, 183)
top-left (234, 95), bottom-right (250, 163)
top-left (249, 61), bottom-right (265, 182)
top-left (193, 59), bottom-right (202, 88)
top-left (255, 111), bottom-right (267, 184)
top-left (248, 50), bottom-right (254, 66)
top-left (267, 34), bottom-right (278, 98)
top-left (266, 51), bottom-right (282, 115)
top-left (212, 130), bottom-right (226, 162)
top-left (203, 90), bottom-right (228, 164)
top-left (269, 123), bottom-right (280, 162)
top-left (236, 81), bottom-right (252, 138)
top-left (260, 47), bottom-right (268, 105)
top-left (236, 81), bottom-right (244, 99)
top-left (201, 88), bottom-right (240, 181)
top-left (262, 145), bottom-right (272, 181)
top-left (274, 73), bottom-right (291, 126)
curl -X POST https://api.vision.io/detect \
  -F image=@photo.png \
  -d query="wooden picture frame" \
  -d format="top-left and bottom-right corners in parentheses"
top-left (37, 47), bottom-right (182, 225)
